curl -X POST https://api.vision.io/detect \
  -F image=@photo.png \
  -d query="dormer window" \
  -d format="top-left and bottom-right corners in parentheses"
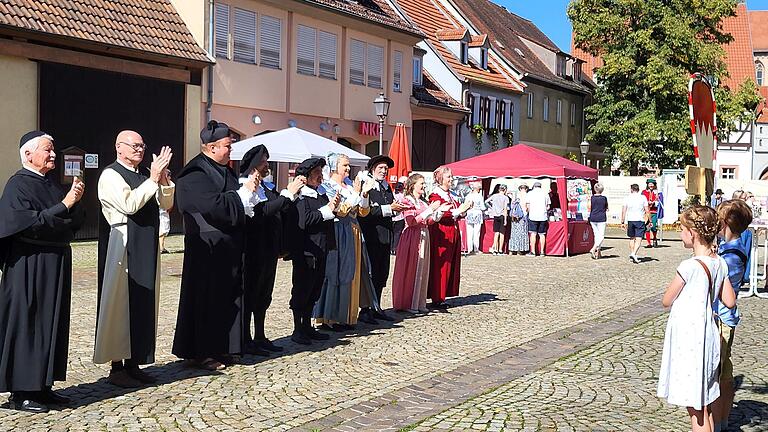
top-left (468, 34), bottom-right (489, 70)
top-left (556, 55), bottom-right (566, 77)
top-left (460, 41), bottom-right (468, 64)
top-left (574, 62), bottom-right (582, 82)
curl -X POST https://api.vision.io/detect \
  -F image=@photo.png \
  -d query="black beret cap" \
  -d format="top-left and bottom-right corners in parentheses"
top-left (19, 130), bottom-right (48, 148)
top-left (366, 155), bottom-right (394, 171)
top-left (200, 120), bottom-right (231, 144)
top-left (240, 144), bottom-right (270, 176)
top-left (295, 157), bottom-right (326, 177)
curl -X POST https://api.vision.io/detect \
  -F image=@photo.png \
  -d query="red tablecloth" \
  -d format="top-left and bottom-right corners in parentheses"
top-left (459, 219), bottom-right (593, 256)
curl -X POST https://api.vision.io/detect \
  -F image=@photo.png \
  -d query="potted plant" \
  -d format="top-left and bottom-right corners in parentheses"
top-left (487, 127), bottom-right (499, 151)
top-left (501, 129), bottom-right (514, 147)
top-left (471, 124), bottom-right (485, 154)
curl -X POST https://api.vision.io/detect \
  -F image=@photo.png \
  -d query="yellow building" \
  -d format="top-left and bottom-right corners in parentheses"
top-left (0, 0), bottom-right (211, 238)
top-left (171, 0), bottom-right (424, 176)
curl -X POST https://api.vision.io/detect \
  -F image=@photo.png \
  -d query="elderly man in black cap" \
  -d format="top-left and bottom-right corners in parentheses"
top-left (172, 120), bottom-right (258, 371)
top-left (286, 157), bottom-right (340, 345)
top-left (240, 145), bottom-right (305, 355)
top-left (358, 155), bottom-right (407, 322)
top-left (0, 131), bottom-right (85, 412)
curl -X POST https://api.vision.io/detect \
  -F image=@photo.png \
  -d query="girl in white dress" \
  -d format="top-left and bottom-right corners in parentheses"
top-left (657, 205), bottom-right (736, 432)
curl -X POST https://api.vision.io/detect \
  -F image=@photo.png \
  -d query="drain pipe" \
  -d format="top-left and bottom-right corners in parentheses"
top-left (206, 0), bottom-right (215, 122)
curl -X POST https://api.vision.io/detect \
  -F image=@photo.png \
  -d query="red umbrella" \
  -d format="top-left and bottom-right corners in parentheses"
top-left (387, 123), bottom-right (411, 183)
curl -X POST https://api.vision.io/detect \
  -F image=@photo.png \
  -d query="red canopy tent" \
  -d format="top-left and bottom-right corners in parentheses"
top-left (445, 145), bottom-right (598, 256)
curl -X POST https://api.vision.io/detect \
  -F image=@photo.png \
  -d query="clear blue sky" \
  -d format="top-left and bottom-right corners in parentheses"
top-left (498, 0), bottom-right (768, 53)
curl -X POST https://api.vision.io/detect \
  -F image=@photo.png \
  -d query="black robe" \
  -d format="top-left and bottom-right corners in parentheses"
top-left (96, 162), bottom-right (160, 365)
top-left (287, 188), bottom-right (336, 312)
top-left (0, 169), bottom-right (83, 392)
top-left (172, 154), bottom-right (246, 359)
top-left (243, 183), bottom-right (293, 341)
top-left (358, 182), bottom-right (395, 300)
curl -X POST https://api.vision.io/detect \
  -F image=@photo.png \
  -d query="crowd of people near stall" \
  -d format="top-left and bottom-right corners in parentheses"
top-left (0, 121), bottom-right (475, 413)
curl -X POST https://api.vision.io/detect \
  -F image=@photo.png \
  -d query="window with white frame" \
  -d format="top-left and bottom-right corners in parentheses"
top-left (526, 92), bottom-right (534, 118)
top-left (721, 167), bottom-right (736, 179)
top-left (367, 44), bottom-right (384, 89)
top-left (233, 8), bottom-right (256, 64)
top-left (543, 96), bottom-right (549, 122)
top-left (556, 99), bottom-right (562, 124)
top-left (570, 102), bottom-right (576, 126)
top-left (297, 25), bottom-right (316, 75)
top-left (259, 15), bottom-right (281, 69)
top-left (757, 62), bottom-right (764, 86)
top-left (413, 56), bottom-right (423, 86)
top-left (318, 30), bottom-right (337, 79)
top-left (350, 39), bottom-right (366, 85)
top-left (214, 3), bottom-right (230, 59)
top-left (393, 50), bottom-right (402, 92)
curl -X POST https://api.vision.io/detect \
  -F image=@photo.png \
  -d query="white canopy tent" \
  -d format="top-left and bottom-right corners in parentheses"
top-left (230, 127), bottom-right (370, 166)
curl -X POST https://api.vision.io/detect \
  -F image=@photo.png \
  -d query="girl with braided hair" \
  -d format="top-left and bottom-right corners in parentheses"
top-left (657, 205), bottom-right (736, 432)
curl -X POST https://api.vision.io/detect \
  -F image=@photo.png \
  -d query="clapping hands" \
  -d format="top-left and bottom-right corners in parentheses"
top-left (150, 146), bottom-right (173, 184)
top-left (287, 175), bottom-right (306, 196)
top-left (63, 177), bottom-right (85, 209)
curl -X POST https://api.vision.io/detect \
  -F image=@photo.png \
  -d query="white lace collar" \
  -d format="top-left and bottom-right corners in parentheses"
top-left (432, 186), bottom-right (455, 202)
top-left (300, 185), bottom-right (324, 198)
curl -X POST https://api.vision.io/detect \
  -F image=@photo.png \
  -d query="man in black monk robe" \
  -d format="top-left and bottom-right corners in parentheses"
top-left (95, 130), bottom-right (174, 387)
top-left (172, 120), bottom-right (258, 371)
top-left (287, 158), bottom-right (339, 345)
top-left (0, 131), bottom-right (84, 412)
top-left (240, 145), bottom-right (305, 355)
top-left (358, 155), bottom-right (406, 323)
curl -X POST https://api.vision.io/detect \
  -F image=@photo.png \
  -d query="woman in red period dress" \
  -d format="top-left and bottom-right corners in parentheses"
top-left (427, 166), bottom-right (473, 309)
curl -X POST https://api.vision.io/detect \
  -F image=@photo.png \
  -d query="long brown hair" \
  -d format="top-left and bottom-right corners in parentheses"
top-left (404, 173), bottom-right (425, 198)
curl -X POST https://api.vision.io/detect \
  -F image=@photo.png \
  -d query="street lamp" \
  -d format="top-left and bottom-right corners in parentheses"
top-left (579, 140), bottom-right (590, 166)
top-left (373, 92), bottom-right (390, 155)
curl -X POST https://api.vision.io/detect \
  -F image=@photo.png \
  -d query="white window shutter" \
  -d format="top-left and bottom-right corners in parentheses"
top-left (367, 44), bottom-right (383, 89)
top-left (318, 31), bottom-right (337, 79)
top-left (260, 15), bottom-right (281, 69)
top-left (233, 8), bottom-right (256, 64)
top-left (393, 51), bottom-right (402, 92)
top-left (489, 97), bottom-right (497, 128)
top-left (297, 25), bottom-right (316, 76)
top-left (214, 4), bottom-right (230, 59)
top-left (472, 94), bottom-right (480, 126)
top-left (350, 39), bottom-right (366, 85)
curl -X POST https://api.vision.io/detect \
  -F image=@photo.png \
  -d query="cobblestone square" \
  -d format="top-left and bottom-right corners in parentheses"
top-left (1, 229), bottom-right (766, 431)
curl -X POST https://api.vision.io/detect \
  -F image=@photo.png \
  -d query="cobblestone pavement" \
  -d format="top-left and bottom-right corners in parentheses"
top-left (1, 230), bottom-right (757, 431)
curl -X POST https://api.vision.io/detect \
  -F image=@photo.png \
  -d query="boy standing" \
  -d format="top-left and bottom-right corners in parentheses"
top-left (712, 199), bottom-right (753, 432)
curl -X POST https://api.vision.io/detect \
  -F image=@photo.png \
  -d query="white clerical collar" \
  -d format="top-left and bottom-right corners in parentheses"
top-left (117, 159), bottom-right (139, 173)
top-left (300, 185), bottom-right (326, 198)
top-left (22, 165), bottom-right (45, 177)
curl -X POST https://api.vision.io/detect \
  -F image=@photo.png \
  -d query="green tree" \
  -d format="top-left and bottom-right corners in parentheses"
top-left (569, 0), bottom-right (761, 174)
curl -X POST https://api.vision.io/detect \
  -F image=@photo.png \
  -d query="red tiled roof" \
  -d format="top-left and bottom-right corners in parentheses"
top-left (721, 2), bottom-right (755, 89)
top-left (436, 28), bottom-right (468, 41)
top-left (0, 0), bottom-right (211, 64)
top-left (412, 70), bottom-right (467, 112)
top-left (303, 0), bottom-right (421, 36)
top-left (749, 10), bottom-right (768, 51)
top-left (394, 0), bottom-right (523, 93)
top-left (757, 86), bottom-right (768, 123)
top-left (468, 34), bottom-right (488, 47)
top-left (449, 0), bottom-right (589, 93)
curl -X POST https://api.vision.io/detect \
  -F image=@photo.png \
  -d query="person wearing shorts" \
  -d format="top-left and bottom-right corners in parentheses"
top-left (485, 184), bottom-right (509, 255)
top-left (621, 184), bottom-right (649, 264)
top-left (525, 181), bottom-right (550, 256)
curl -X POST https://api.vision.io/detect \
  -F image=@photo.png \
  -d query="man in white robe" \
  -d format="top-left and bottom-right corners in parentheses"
top-left (95, 130), bottom-right (173, 387)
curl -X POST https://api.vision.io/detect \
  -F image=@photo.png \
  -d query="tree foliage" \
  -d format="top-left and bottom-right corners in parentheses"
top-left (569, 0), bottom-right (761, 173)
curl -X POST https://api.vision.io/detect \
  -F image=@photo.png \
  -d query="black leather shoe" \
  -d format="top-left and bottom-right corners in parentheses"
top-left (257, 339), bottom-right (284, 353)
top-left (426, 302), bottom-right (441, 310)
top-left (291, 331), bottom-right (311, 345)
top-left (39, 389), bottom-right (71, 405)
top-left (373, 310), bottom-right (394, 321)
top-left (9, 398), bottom-right (49, 413)
top-left (358, 310), bottom-right (378, 325)
top-left (307, 327), bottom-right (330, 340)
top-left (243, 341), bottom-right (270, 357)
top-left (126, 367), bottom-right (158, 384)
